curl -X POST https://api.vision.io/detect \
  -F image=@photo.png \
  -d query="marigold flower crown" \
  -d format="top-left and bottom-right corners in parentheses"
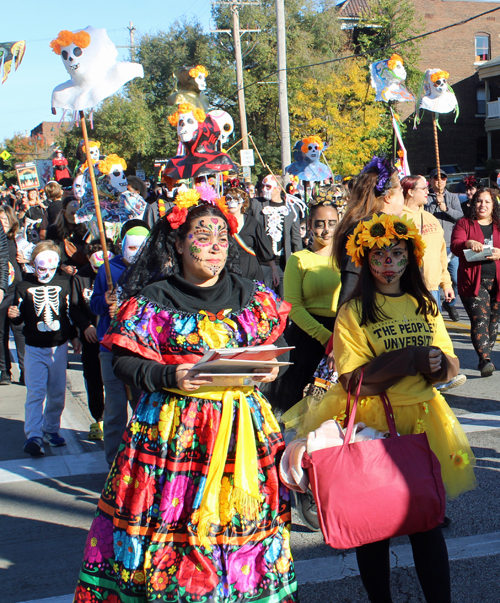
top-left (346, 214), bottom-right (426, 268)
top-left (166, 186), bottom-right (239, 235)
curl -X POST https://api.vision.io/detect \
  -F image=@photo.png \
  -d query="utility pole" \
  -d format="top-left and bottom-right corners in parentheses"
top-left (127, 21), bottom-right (136, 60)
top-left (276, 0), bottom-right (291, 174)
top-left (212, 1), bottom-right (260, 181)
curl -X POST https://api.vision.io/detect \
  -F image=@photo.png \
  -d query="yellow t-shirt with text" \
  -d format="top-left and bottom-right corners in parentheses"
top-left (333, 293), bottom-right (456, 406)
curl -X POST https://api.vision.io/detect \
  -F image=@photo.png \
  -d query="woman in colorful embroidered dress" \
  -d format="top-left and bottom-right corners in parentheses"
top-left (74, 199), bottom-right (298, 603)
top-left (284, 214), bottom-right (476, 603)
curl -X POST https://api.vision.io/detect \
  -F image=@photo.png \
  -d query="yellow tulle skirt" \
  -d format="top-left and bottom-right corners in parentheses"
top-left (282, 384), bottom-right (477, 500)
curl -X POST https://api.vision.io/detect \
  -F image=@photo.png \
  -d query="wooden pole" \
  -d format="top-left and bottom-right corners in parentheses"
top-left (432, 112), bottom-right (442, 189)
top-left (79, 110), bottom-right (113, 291)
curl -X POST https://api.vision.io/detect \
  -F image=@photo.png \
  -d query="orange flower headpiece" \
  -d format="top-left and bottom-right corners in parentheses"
top-left (346, 214), bottom-right (425, 268)
top-left (387, 54), bottom-right (404, 70)
top-left (301, 135), bottom-right (324, 154)
top-left (50, 30), bottom-right (91, 55)
top-left (431, 70), bottom-right (449, 83)
top-left (168, 102), bottom-right (206, 127)
top-left (167, 187), bottom-right (238, 235)
top-left (189, 65), bottom-right (208, 78)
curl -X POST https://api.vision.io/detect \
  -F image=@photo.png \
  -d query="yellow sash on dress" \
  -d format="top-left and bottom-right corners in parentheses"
top-left (165, 386), bottom-right (278, 549)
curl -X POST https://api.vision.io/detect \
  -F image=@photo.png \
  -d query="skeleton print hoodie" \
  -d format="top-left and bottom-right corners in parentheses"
top-left (11, 273), bottom-right (77, 347)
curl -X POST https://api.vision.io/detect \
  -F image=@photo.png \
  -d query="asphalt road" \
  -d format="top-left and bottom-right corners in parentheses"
top-left (1, 300), bottom-right (500, 603)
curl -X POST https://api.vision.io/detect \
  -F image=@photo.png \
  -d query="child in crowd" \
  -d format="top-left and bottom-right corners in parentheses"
top-left (90, 220), bottom-right (149, 465)
top-left (70, 239), bottom-right (115, 440)
top-left (8, 241), bottom-right (81, 456)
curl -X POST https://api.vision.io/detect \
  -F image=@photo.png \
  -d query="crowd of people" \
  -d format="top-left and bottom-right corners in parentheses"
top-left (0, 157), bottom-right (496, 603)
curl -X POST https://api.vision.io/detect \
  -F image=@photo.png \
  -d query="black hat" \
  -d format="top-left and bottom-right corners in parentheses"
top-left (120, 219), bottom-right (150, 240)
top-left (429, 168), bottom-right (447, 179)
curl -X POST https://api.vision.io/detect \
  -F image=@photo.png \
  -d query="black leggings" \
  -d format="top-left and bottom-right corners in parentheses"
top-left (461, 278), bottom-right (500, 364)
top-left (356, 526), bottom-right (450, 603)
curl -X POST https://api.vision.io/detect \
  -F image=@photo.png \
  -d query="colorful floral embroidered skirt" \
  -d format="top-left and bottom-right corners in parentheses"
top-left (74, 389), bottom-right (298, 603)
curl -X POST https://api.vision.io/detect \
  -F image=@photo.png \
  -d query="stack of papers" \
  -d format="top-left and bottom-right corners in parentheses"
top-left (193, 345), bottom-right (293, 386)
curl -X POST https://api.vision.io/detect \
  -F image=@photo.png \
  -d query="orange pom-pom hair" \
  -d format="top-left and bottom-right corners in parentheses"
top-left (168, 103), bottom-right (206, 127)
top-left (301, 135), bottom-right (324, 154)
top-left (50, 30), bottom-right (91, 55)
top-left (431, 70), bottom-right (450, 83)
top-left (189, 65), bottom-right (208, 78)
top-left (82, 140), bottom-right (101, 154)
top-left (387, 54), bottom-right (403, 70)
top-left (98, 154), bottom-right (127, 175)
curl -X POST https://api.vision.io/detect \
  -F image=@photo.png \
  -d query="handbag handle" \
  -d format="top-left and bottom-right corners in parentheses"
top-left (343, 371), bottom-right (398, 446)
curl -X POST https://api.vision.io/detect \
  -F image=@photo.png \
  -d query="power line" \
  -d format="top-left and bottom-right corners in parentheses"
top-left (216, 4), bottom-right (500, 107)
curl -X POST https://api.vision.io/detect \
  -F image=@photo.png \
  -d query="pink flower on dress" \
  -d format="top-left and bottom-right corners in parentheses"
top-left (160, 475), bottom-right (195, 523)
top-left (238, 308), bottom-right (260, 339)
top-left (84, 515), bottom-right (114, 564)
top-left (228, 542), bottom-right (266, 592)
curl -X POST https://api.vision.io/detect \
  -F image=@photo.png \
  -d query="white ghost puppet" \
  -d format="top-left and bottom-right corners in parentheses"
top-left (418, 68), bottom-right (458, 115)
top-left (50, 27), bottom-right (143, 112)
top-left (370, 54), bottom-right (414, 103)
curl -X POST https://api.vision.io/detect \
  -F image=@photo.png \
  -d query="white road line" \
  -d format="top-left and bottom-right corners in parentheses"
top-left (457, 410), bottom-right (500, 433)
top-left (294, 531), bottom-right (500, 584)
top-left (0, 450), bottom-right (108, 484)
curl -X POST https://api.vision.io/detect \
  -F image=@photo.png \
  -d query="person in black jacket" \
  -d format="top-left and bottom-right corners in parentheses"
top-left (8, 241), bottom-right (81, 457)
top-left (0, 206), bottom-right (25, 385)
top-left (70, 239), bottom-right (115, 440)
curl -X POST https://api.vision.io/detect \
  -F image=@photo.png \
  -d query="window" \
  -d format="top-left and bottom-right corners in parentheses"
top-left (477, 87), bottom-right (486, 115)
top-left (475, 34), bottom-right (490, 62)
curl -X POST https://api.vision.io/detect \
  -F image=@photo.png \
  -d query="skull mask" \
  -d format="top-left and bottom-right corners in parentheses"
top-left (61, 43), bottom-right (84, 75)
top-left (306, 143), bottom-right (320, 161)
top-left (107, 164), bottom-right (128, 193)
top-left (177, 111), bottom-right (199, 143)
top-left (195, 72), bottom-right (207, 91)
top-left (73, 174), bottom-right (85, 199)
top-left (34, 250), bottom-right (59, 284)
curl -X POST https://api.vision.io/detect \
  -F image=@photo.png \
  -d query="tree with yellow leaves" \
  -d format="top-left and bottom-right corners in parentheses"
top-left (290, 60), bottom-right (389, 176)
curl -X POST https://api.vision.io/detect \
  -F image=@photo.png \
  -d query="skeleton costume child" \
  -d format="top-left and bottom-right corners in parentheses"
top-left (10, 250), bottom-right (78, 456)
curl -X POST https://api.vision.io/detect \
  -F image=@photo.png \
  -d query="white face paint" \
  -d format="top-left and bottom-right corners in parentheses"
top-left (391, 61), bottom-right (406, 81)
top-left (262, 176), bottom-right (278, 201)
top-left (122, 234), bottom-right (147, 264)
top-left (34, 250), bottom-right (59, 284)
top-left (73, 174), bottom-right (85, 199)
top-left (195, 73), bottom-right (207, 91)
top-left (107, 165), bottom-right (128, 193)
top-left (306, 144), bottom-right (320, 161)
top-left (177, 111), bottom-right (199, 143)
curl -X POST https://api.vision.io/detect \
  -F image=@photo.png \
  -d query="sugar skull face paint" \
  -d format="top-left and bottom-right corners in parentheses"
top-left (34, 250), bottom-right (60, 283)
top-left (262, 175), bottom-right (279, 201)
top-left (367, 241), bottom-right (408, 286)
top-left (308, 205), bottom-right (338, 250)
top-left (177, 216), bottom-right (229, 284)
top-left (89, 250), bottom-right (114, 273)
top-left (73, 173), bottom-right (85, 199)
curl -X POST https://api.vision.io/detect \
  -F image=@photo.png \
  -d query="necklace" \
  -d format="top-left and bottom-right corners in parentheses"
top-left (385, 295), bottom-right (410, 323)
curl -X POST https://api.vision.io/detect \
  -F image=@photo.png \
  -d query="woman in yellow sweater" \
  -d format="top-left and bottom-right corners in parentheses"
top-left (273, 201), bottom-right (340, 413)
top-left (401, 175), bottom-right (454, 311)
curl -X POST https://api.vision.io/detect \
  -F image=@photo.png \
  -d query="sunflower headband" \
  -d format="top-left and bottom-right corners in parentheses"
top-left (346, 214), bottom-right (425, 268)
top-left (167, 185), bottom-right (238, 235)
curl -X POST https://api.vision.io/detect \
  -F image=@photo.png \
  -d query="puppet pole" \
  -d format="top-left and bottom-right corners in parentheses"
top-left (432, 112), bottom-right (442, 189)
top-left (79, 110), bottom-right (113, 292)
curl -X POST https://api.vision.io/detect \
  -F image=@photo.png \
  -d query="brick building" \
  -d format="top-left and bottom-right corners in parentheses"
top-left (338, 0), bottom-right (500, 175)
top-left (30, 121), bottom-right (66, 147)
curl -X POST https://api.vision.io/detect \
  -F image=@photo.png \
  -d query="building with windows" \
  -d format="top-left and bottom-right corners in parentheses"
top-left (338, 0), bottom-right (500, 175)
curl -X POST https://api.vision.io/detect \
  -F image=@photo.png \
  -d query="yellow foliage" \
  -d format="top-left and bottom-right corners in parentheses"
top-left (290, 60), bottom-right (387, 175)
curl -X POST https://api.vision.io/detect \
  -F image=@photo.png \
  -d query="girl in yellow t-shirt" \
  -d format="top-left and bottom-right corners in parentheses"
top-left (284, 214), bottom-right (475, 603)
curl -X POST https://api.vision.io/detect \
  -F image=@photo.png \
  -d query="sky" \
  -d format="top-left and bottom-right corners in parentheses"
top-left (0, 0), bottom-right (212, 143)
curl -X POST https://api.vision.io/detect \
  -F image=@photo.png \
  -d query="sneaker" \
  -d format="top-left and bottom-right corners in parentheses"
top-left (479, 360), bottom-right (495, 378)
top-left (446, 306), bottom-right (460, 322)
top-left (43, 432), bottom-right (66, 447)
top-left (0, 371), bottom-right (12, 385)
top-left (295, 490), bottom-right (321, 532)
top-left (435, 374), bottom-right (467, 392)
top-left (24, 437), bottom-right (45, 457)
top-left (88, 421), bottom-right (104, 440)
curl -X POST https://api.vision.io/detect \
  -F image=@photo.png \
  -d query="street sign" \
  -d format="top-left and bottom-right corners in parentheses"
top-left (240, 149), bottom-right (254, 167)
top-left (0, 150), bottom-right (11, 161)
top-left (242, 166), bottom-right (251, 181)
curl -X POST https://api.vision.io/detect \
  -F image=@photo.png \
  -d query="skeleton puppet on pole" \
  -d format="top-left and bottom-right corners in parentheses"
top-left (415, 68), bottom-right (459, 190)
top-left (50, 26), bottom-right (144, 290)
